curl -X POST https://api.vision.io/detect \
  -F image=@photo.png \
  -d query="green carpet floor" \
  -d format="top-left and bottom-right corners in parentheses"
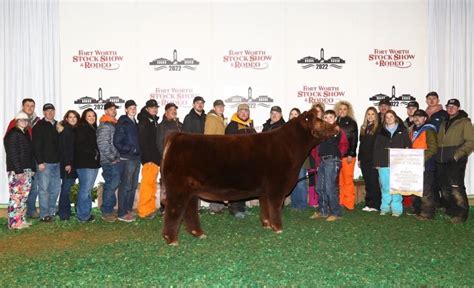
top-left (1, 206), bottom-right (473, 286)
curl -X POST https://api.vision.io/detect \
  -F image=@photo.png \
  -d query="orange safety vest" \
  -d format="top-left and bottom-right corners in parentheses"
top-left (410, 129), bottom-right (427, 149)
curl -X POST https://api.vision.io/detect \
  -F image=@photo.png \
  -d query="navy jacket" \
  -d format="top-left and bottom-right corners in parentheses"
top-left (428, 109), bottom-right (449, 132)
top-left (114, 115), bottom-right (141, 160)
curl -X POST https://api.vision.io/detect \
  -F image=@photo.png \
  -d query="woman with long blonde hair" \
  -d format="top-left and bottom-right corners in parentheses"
top-left (358, 107), bottom-right (381, 212)
top-left (335, 100), bottom-right (358, 210)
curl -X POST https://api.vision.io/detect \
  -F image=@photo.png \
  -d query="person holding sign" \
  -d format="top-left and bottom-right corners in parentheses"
top-left (435, 99), bottom-right (474, 223)
top-left (373, 110), bottom-right (411, 217)
top-left (409, 109), bottom-right (438, 220)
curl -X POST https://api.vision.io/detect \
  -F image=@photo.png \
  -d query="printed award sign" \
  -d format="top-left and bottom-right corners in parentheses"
top-left (389, 148), bottom-right (424, 196)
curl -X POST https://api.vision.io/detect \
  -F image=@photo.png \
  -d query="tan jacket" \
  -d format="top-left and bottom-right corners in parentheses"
top-left (204, 110), bottom-right (226, 135)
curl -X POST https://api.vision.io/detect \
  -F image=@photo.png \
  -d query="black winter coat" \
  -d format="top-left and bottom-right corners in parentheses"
top-left (4, 127), bottom-right (35, 174)
top-left (373, 124), bottom-right (412, 167)
top-left (58, 122), bottom-right (77, 179)
top-left (138, 107), bottom-right (160, 165)
top-left (358, 123), bottom-right (380, 164)
top-left (182, 109), bottom-right (206, 134)
top-left (337, 116), bottom-right (358, 157)
top-left (74, 123), bottom-right (100, 169)
top-left (262, 118), bottom-right (285, 132)
top-left (428, 109), bottom-right (448, 132)
top-left (32, 118), bottom-right (59, 164)
top-left (157, 116), bottom-right (183, 160)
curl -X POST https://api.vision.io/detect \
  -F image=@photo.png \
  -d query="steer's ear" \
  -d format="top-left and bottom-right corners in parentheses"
top-left (298, 111), bottom-right (313, 129)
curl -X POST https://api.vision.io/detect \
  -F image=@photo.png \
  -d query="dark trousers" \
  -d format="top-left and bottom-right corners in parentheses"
top-left (229, 201), bottom-right (246, 215)
top-left (437, 159), bottom-right (469, 222)
top-left (58, 178), bottom-right (76, 219)
top-left (117, 159), bottom-right (140, 218)
top-left (360, 161), bottom-right (381, 210)
top-left (413, 170), bottom-right (435, 219)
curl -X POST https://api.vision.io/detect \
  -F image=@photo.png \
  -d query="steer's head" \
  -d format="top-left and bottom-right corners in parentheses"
top-left (299, 108), bottom-right (339, 144)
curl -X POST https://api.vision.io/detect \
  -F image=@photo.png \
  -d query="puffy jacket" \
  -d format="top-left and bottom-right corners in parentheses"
top-left (157, 115), bottom-right (183, 160)
top-left (137, 107), bottom-right (160, 165)
top-left (74, 122), bottom-right (100, 169)
top-left (97, 115), bottom-right (120, 166)
top-left (4, 127), bottom-right (35, 174)
top-left (32, 118), bottom-right (59, 164)
top-left (262, 118), bottom-right (286, 132)
top-left (204, 110), bottom-right (226, 135)
top-left (183, 109), bottom-right (206, 134)
top-left (426, 105), bottom-right (448, 132)
top-left (358, 123), bottom-right (380, 164)
top-left (225, 113), bottom-right (256, 135)
top-left (373, 124), bottom-right (412, 167)
top-left (57, 122), bottom-right (77, 179)
top-left (435, 110), bottom-right (474, 163)
top-left (337, 116), bottom-right (358, 157)
top-left (114, 115), bottom-right (141, 160)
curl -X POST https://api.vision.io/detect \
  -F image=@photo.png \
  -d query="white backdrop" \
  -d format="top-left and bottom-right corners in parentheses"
top-left (8, 0), bottom-right (473, 204)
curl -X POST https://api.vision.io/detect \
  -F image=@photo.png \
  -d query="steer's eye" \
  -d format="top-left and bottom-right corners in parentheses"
top-left (305, 117), bottom-right (309, 122)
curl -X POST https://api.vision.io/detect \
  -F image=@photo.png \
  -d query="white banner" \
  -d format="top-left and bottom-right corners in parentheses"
top-left (389, 148), bottom-right (424, 196)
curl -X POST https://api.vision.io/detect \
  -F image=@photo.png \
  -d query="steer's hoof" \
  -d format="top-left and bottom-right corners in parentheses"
top-left (168, 241), bottom-right (179, 246)
top-left (191, 230), bottom-right (206, 237)
top-left (198, 234), bottom-right (207, 239)
top-left (274, 230), bottom-right (283, 234)
top-left (262, 219), bottom-right (271, 229)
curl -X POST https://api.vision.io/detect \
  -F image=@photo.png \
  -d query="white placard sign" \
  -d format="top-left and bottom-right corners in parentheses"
top-left (389, 148), bottom-right (424, 196)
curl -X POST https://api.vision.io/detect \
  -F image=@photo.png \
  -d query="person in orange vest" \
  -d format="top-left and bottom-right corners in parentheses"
top-left (410, 109), bottom-right (438, 220)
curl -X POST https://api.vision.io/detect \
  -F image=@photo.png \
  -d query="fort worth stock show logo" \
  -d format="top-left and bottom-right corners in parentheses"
top-left (74, 88), bottom-right (125, 110)
top-left (72, 50), bottom-right (124, 70)
top-left (149, 49), bottom-right (199, 71)
top-left (222, 49), bottom-right (272, 70)
top-left (369, 86), bottom-right (416, 107)
top-left (297, 48), bottom-right (346, 70)
top-left (368, 49), bottom-right (415, 68)
top-left (225, 87), bottom-right (274, 109)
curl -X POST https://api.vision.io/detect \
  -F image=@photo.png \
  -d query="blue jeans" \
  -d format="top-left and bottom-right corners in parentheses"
top-left (76, 168), bottom-right (99, 221)
top-left (26, 174), bottom-right (39, 216)
top-left (101, 162), bottom-right (122, 215)
top-left (378, 167), bottom-right (403, 215)
top-left (58, 178), bottom-right (76, 219)
top-left (290, 167), bottom-right (308, 209)
top-left (316, 156), bottom-right (341, 217)
top-left (117, 159), bottom-right (140, 218)
top-left (36, 163), bottom-right (61, 218)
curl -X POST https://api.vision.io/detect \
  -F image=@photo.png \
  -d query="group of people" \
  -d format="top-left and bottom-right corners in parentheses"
top-left (3, 92), bottom-right (473, 229)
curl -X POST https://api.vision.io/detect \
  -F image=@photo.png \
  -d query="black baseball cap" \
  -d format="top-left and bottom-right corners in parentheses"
top-left (43, 103), bottom-right (55, 111)
top-left (446, 98), bottom-right (460, 107)
top-left (213, 99), bottom-right (225, 107)
top-left (125, 100), bottom-right (137, 109)
top-left (426, 91), bottom-right (439, 98)
top-left (104, 102), bottom-right (119, 110)
top-left (379, 98), bottom-right (391, 106)
top-left (145, 99), bottom-right (159, 108)
top-left (193, 96), bottom-right (205, 103)
top-left (406, 101), bottom-right (419, 109)
top-left (413, 109), bottom-right (428, 118)
top-left (270, 106), bottom-right (282, 113)
top-left (165, 103), bottom-right (178, 110)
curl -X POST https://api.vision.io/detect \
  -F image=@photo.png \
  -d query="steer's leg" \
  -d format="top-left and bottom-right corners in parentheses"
top-left (268, 195), bottom-right (285, 233)
top-left (259, 195), bottom-right (271, 229)
top-left (183, 196), bottom-right (206, 238)
top-left (162, 190), bottom-right (189, 246)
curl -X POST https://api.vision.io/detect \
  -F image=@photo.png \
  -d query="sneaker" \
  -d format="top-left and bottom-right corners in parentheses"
top-left (406, 209), bottom-right (416, 216)
top-left (368, 208), bottom-right (379, 212)
top-left (392, 213), bottom-right (401, 217)
top-left (142, 212), bottom-right (156, 220)
top-left (101, 214), bottom-right (117, 223)
top-left (80, 215), bottom-right (95, 223)
top-left (27, 211), bottom-right (40, 219)
top-left (40, 216), bottom-right (54, 222)
top-left (326, 215), bottom-right (340, 222)
top-left (380, 212), bottom-right (388, 216)
top-left (310, 212), bottom-right (328, 219)
top-left (118, 213), bottom-right (136, 223)
top-left (362, 206), bottom-right (371, 212)
top-left (12, 223), bottom-right (31, 230)
top-left (233, 212), bottom-right (246, 219)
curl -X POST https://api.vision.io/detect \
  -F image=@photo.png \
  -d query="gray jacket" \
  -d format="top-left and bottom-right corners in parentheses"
top-left (96, 118), bottom-right (120, 165)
